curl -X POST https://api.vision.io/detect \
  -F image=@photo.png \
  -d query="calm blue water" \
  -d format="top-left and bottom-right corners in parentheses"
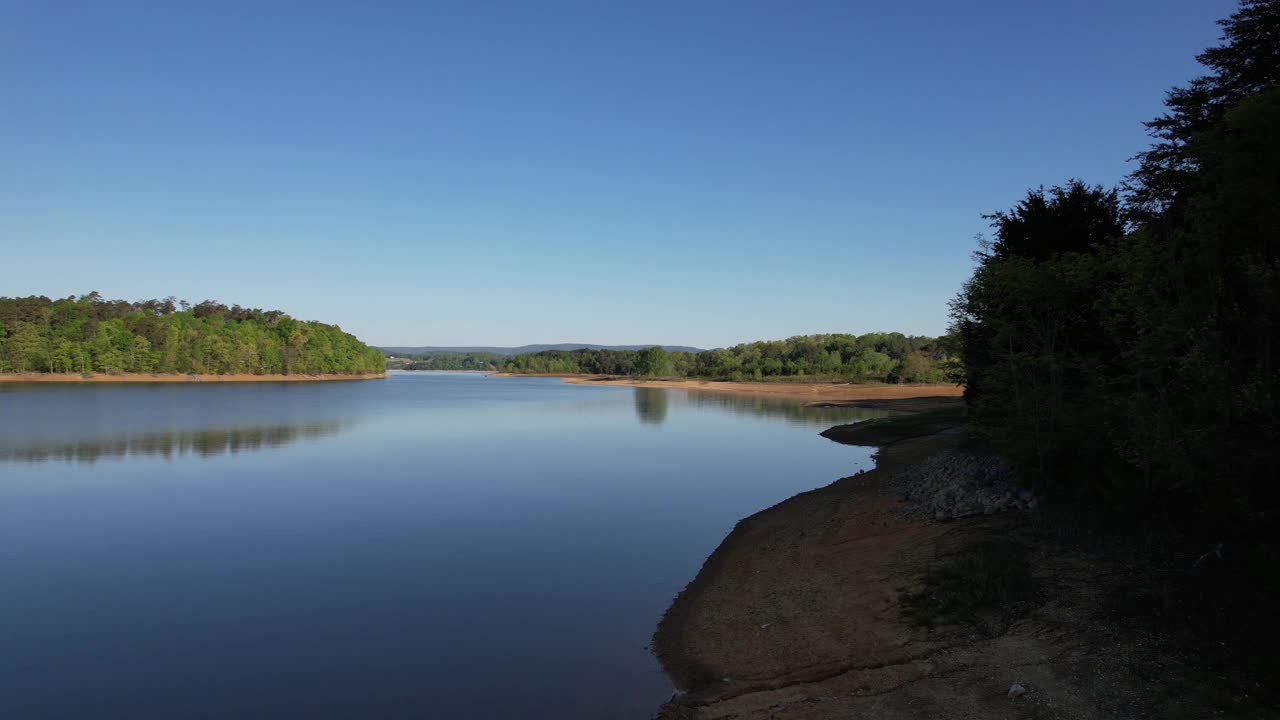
top-left (0, 373), bottom-right (883, 719)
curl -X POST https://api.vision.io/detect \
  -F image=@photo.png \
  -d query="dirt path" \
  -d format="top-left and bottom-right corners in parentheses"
top-left (654, 401), bottom-right (1255, 719)
top-left (0, 373), bottom-right (388, 383)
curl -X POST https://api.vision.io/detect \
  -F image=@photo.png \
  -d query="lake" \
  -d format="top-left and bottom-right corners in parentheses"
top-left (0, 372), bottom-right (884, 719)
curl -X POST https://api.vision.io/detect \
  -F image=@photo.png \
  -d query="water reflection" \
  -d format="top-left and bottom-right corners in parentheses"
top-left (0, 374), bottom-right (888, 720)
top-left (0, 421), bottom-right (346, 464)
top-left (633, 387), bottom-right (669, 425)
top-left (632, 387), bottom-right (888, 427)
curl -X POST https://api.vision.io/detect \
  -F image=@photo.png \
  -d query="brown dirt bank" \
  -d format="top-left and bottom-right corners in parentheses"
top-left (0, 372), bottom-right (388, 384)
top-left (818, 400), bottom-right (969, 446)
top-left (389, 370), bottom-right (490, 374)
top-left (559, 376), bottom-right (963, 401)
top-left (654, 401), bottom-right (1259, 719)
top-left (488, 372), bottom-right (606, 378)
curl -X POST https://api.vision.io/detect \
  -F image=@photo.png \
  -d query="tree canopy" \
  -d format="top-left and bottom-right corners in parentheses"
top-left (951, 0), bottom-right (1279, 677)
top-left (502, 332), bottom-right (956, 383)
top-left (0, 293), bottom-right (385, 376)
top-left (387, 352), bottom-right (502, 371)
top-left (1129, 0), bottom-right (1280, 213)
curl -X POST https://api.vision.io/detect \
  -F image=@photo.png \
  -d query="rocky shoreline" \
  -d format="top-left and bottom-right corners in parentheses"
top-left (652, 397), bottom-right (1260, 719)
top-left (892, 448), bottom-right (1035, 520)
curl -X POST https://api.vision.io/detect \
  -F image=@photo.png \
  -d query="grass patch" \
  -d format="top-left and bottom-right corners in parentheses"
top-left (900, 539), bottom-right (1037, 626)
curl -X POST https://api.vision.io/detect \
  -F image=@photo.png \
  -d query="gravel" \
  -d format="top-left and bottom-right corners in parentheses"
top-left (893, 449), bottom-right (1035, 520)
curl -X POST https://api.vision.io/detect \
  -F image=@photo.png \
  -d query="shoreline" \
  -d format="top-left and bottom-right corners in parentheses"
top-left (496, 373), bottom-right (964, 403)
top-left (653, 405), bottom-right (966, 714)
top-left (389, 369), bottom-right (492, 373)
top-left (0, 372), bottom-right (388, 384)
top-left (651, 394), bottom-right (1245, 718)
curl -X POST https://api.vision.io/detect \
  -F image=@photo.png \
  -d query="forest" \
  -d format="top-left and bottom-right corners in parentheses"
top-left (0, 293), bottom-right (386, 375)
top-left (387, 351), bottom-right (503, 371)
top-left (950, 0), bottom-right (1277, 677)
top-left (500, 332), bottom-right (955, 383)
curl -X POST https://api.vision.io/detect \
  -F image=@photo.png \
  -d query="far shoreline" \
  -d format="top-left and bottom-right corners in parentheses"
top-left (648, 391), bottom-right (1234, 718)
top-left (0, 372), bottom-right (389, 384)
top-left (492, 373), bottom-right (964, 403)
top-left (389, 369), bottom-right (492, 373)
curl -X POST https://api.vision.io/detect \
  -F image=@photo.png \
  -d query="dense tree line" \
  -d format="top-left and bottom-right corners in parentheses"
top-left (951, 0), bottom-right (1278, 675)
top-left (0, 293), bottom-right (385, 375)
top-left (502, 333), bottom-right (956, 383)
top-left (387, 351), bottom-right (503, 371)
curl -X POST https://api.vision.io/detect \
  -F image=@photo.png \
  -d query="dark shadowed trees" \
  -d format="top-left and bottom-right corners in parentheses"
top-left (951, 0), bottom-right (1280, 681)
top-left (1129, 0), bottom-right (1280, 214)
top-left (954, 0), bottom-right (1279, 519)
top-left (985, 181), bottom-right (1124, 261)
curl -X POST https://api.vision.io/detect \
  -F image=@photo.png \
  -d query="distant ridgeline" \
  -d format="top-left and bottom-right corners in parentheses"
top-left (501, 333), bottom-right (957, 383)
top-left (0, 293), bottom-right (385, 375)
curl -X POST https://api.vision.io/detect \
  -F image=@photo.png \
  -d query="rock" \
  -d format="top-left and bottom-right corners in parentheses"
top-left (1008, 683), bottom-right (1027, 700)
top-left (896, 449), bottom-right (1023, 520)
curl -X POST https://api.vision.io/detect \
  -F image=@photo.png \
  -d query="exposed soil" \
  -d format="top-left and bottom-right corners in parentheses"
top-left (391, 369), bottom-right (489, 373)
top-left (819, 401), bottom-right (968, 446)
top-left (559, 376), bottom-right (964, 401)
top-left (653, 398), bottom-right (1264, 719)
top-left (487, 372), bottom-right (605, 378)
top-left (0, 372), bottom-right (388, 383)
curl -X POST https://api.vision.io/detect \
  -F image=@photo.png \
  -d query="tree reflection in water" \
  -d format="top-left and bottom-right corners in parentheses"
top-left (633, 387), bottom-right (670, 425)
top-left (0, 420), bottom-right (346, 464)
top-left (632, 386), bottom-right (889, 428)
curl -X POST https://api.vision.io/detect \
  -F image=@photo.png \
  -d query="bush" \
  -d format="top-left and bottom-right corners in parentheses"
top-left (900, 539), bottom-right (1036, 626)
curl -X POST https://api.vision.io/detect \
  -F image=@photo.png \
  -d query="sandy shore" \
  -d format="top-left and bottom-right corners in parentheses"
top-left (0, 372), bottom-right (388, 383)
top-left (389, 369), bottom-right (491, 374)
top-left (555, 376), bottom-right (964, 402)
top-left (653, 397), bottom-right (1250, 719)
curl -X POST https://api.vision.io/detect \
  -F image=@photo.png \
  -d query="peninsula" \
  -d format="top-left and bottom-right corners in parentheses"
top-left (0, 293), bottom-right (386, 381)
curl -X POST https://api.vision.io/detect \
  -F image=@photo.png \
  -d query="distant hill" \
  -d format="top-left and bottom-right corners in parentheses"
top-left (380, 344), bottom-right (704, 357)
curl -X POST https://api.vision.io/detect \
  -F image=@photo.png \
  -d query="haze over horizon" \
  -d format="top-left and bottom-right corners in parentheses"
top-left (3, 1), bottom-right (1233, 347)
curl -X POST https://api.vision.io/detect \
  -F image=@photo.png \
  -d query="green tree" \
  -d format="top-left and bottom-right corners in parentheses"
top-left (1129, 0), bottom-right (1280, 213)
top-left (0, 293), bottom-right (385, 377)
top-left (4, 322), bottom-right (45, 372)
top-left (50, 338), bottom-right (77, 374)
top-left (635, 346), bottom-right (673, 377)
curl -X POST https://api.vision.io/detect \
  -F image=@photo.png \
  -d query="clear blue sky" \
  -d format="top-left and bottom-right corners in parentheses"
top-left (1, 0), bottom-right (1235, 347)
